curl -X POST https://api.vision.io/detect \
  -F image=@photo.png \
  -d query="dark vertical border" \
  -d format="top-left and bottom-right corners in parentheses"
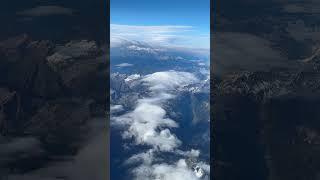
top-left (106, 0), bottom-right (110, 179)
top-left (210, 0), bottom-right (215, 179)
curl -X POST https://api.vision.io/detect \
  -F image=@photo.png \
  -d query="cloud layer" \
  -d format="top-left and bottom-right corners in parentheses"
top-left (142, 71), bottom-right (198, 91)
top-left (111, 71), bottom-right (209, 180)
top-left (116, 101), bottom-right (180, 151)
top-left (111, 24), bottom-right (209, 49)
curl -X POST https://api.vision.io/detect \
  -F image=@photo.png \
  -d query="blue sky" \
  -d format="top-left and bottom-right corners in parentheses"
top-left (111, 0), bottom-right (210, 49)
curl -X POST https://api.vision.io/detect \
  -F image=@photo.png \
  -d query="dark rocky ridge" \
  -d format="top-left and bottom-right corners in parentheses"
top-left (212, 0), bottom-right (320, 179)
top-left (0, 34), bottom-right (108, 178)
top-left (212, 54), bottom-right (320, 180)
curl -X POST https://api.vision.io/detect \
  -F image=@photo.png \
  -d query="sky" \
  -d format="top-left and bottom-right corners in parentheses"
top-left (110, 0), bottom-right (210, 49)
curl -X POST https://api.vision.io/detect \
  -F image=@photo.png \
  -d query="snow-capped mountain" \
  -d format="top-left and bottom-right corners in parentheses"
top-left (110, 39), bottom-right (209, 75)
top-left (111, 38), bottom-right (209, 61)
top-left (110, 37), bottom-right (210, 180)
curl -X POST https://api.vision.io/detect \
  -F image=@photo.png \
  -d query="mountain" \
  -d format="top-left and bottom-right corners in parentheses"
top-left (110, 38), bottom-right (210, 180)
top-left (111, 38), bottom-right (209, 60)
top-left (0, 34), bottom-right (108, 179)
top-left (110, 38), bottom-right (209, 74)
top-left (212, 54), bottom-right (320, 180)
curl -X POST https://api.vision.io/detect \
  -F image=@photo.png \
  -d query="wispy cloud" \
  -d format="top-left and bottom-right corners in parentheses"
top-left (111, 24), bottom-right (209, 49)
top-left (115, 63), bottom-right (134, 68)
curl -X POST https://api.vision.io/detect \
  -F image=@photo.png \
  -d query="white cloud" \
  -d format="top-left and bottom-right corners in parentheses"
top-left (110, 105), bottom-right (124, 114)
top-left (127, 45), bottom-right (156, 52)
top-left (142, 71), bottom-right (198, 91)
top-left (111, 24), bottom-right (193, 36)
top-left (125, 149), bottom-right (155, 165)
top-left (111, 71), bottom-right (198, 152)
top-left (115, 63), bottom-right (133, 67)
top-left (176, 149), bottom-right (200, 158)
top-left (137, 93), bottom-right (175, 104)
top-left (151, 159), bottom-right (199, 180)
top-left (112, 71), bottom-right (198, 151)
top-left (114, 101), bottom-right (180, 151)
top-left (111, 71), bottom-right (208, 179)
top-left (111, 24), bottom-right (209, 49)
top-left (196, 162), bottom-right (210, 174)
top-left (129, 158), bottom-right (201, 180)
top-left (125, 74), bottom-right (141, 82)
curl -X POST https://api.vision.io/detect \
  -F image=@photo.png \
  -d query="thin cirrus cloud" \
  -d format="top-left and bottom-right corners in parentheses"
top-left (115, 63), bottom-right (134, 68)
top-left (111, 24), bottom-right (209, 49)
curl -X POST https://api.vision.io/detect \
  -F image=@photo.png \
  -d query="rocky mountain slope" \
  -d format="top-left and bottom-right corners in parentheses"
top-left (0, 34), bottom-right (108, 178)
top-left (212, 51), bottom-right (320, 180)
